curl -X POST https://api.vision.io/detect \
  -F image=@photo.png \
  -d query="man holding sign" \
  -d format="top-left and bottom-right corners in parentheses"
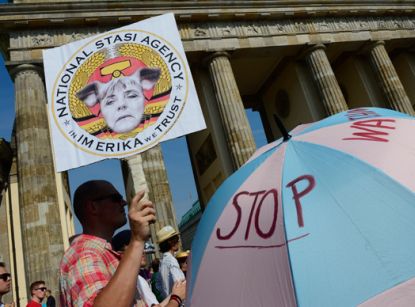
top-left (59, 180), bottom-right (156, 307)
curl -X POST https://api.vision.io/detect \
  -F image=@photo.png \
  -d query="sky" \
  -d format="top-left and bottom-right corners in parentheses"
top-left (0, 53), bottom-right (268, 234)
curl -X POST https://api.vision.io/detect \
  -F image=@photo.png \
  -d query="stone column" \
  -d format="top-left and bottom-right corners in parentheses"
top-left (207, 52), bottom-right (256, 169)
top-left (12, 64), bottom-right (64, 294)
top-left (304, 44), bottom-right (348, 115)
top-left (140, 145), bottom-right (177, 230)
top-left (124, 145), bottom-right (178, 251)
top-left (368, 41), bottom-right (415, 115)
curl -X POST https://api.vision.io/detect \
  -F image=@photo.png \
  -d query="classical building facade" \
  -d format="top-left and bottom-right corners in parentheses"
top-left (1, 1), bottom-right (415, 305)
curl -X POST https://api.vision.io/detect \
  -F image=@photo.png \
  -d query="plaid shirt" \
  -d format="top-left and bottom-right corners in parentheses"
top-left (59, 234), bottom-right (121, 307)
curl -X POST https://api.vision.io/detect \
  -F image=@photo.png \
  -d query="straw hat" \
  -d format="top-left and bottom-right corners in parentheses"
top-left (176, 250), bottom-right (190, 259)
top-left (156, 225), bottom-right (179, 244)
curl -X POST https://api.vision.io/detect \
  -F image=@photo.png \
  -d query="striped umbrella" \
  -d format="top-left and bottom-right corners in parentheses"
top-left (188, 107), bottom-right (415, 307)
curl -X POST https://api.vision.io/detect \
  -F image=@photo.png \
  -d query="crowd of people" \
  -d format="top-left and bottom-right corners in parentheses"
top-left (0, 267), bottom-right (56, 307)
top-left (1, 180), bottom-right (189, 307)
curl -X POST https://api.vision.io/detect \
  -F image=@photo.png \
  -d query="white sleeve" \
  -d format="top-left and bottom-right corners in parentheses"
top-left (137, 276), bottom-right (159, 306)
top-left (169, 260), bottom-right (186, 282)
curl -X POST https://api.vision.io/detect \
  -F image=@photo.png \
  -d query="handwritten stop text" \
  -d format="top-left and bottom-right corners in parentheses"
top-left (215, 174), bottom-right (316, 249)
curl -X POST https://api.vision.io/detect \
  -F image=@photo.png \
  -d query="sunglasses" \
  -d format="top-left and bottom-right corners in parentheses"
top-left (0, 273), bottom-right (11, 281)
top-left (35, 287), bottom-right (47, 291)
top-left (92, 193), bottom-right (124, 203)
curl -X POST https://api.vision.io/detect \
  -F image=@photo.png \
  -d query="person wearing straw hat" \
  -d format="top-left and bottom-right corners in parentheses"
top-left (157, 226), bottom-right (186, 301)
top-left (175, 250), bottom-right (190, 278)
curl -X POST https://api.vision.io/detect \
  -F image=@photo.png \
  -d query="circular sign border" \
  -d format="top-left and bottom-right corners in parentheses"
top-left (51, 29), bottom-right (189, 157)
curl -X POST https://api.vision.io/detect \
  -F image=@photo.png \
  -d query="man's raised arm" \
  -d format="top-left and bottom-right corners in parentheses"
top-left (94, 191), bottom-right (156, 307)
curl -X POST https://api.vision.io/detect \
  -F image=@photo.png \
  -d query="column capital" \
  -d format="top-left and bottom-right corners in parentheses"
top-left (202, 51), bottom-right (231, 67)
top-left (359, 40), bottom-right (386, 54)
top-left (9, 63), bottom-right (44, 80)
top-left (369, 40), bottom-right (386, 48)
top-left (299, 43), bottom-right (326, 59)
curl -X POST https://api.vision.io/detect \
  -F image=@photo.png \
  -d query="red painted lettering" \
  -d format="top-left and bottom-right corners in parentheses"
top-left (216, 189), bottom-right (279, 241)
top-left (286, 175), bottom-right (316, 227)
top-left (254, 189), bottom-right (278, 239)
top-left (245, 190), bottom-right (266, 240)
top-left (343, 119), bottom-right (395, 142)
top-left (216, 191), bottom-right (245, 240)
top-left (353, 119), bottom-right (396, 129)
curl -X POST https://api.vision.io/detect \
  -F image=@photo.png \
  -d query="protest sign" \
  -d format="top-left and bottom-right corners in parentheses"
top-left (43, 13), bottom-right (205, 171)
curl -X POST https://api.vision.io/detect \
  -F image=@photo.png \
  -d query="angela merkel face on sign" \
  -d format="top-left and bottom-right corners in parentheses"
top-left (76, 67), bottom-right (161, 133)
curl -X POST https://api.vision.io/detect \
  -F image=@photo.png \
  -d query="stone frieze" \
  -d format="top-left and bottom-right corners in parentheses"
top-left (180, 16), bottom-right (415, 40)
top-left (8, 15), bottom-right (415, 51)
